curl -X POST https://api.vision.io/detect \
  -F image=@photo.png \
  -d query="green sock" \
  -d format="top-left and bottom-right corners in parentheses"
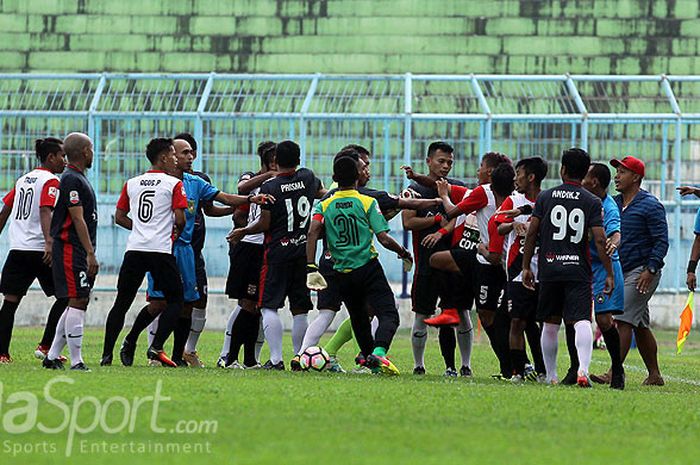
top-left (324, 317), bottom-right (353, 356)
top-left (372, 346), bottom-right (387, 357)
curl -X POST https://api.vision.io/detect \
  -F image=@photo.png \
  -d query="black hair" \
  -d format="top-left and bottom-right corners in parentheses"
top-left (515, 156), bottom-right (548, 184)
top-left (333, 156), bottom-right (359, 187)
top-left (146, 138), bottom-right (174, 164)
top-left (35, 137), bottom-right (63, 163)
top-left (334, 148), bottom-right (360, 163)
top-left (260, 143), bottom-right (276, 169)
top-left (491, 163), bottom-right (515, 197)
top-left (174, 132), bottom-right (197, 152)
top-left (561, 147), bottom-right (591, 181)
top-left (482, 151), bottom-right (511, 169)
top-left (275, 140), bottom-right (301, 168)
top-left (257, 140), bottom-right (275, 158)
top-left (589, 162), bottom-right (611, 190)
top-left (427, 141), bottom-right (454, 158)
top-left (341, 144), bottom-right (370, 158)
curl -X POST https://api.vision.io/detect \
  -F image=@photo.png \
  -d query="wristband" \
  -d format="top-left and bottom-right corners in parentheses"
top-left (247, 193), bottom-right (255, 203)
top-left (433, 214), bottom-right (443, 225)
top-left (437, 228), bottom-right (448, 237)
top-left (688, 260), bottom-right (698, 274)
top-left (307, 263), bottom-right (318, 273)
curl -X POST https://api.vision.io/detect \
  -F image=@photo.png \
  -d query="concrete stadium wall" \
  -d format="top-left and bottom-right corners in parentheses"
top-left (1, 0), bottom-right (699, 74)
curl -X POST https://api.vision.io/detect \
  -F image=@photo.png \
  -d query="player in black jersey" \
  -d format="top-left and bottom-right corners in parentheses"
top-left (293, 146), bottom-right (440, 372)
top-left (401, 141), bottom-right (468, 376)
top-left (220, 141), bottom-right (277, 369)
top-left (521, 148), bottom-right (614, 387)
top-left (228, 140), bottom-right (325, 370)
top-left (43, 133), bottom-right (98, 372)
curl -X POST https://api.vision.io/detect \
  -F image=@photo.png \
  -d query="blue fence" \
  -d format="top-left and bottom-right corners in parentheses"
top-left (1, 73), bottom-right (700, 292)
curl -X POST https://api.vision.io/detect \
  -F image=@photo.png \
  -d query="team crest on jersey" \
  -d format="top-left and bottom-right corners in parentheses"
top-left (69, 190), bottom-right (80, 204)
top-left (187, 199), bottom-right (196, 214)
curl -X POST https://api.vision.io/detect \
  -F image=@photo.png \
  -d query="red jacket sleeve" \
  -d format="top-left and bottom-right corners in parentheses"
top-left (172, 181), bottom-right (188, 209)
top-left (492, 196), bottom-right (515, 226)
top-left (456, 185), bottom-right (488, 215)
top-left (116, 183), bottom-right (130, 211)
top-left (39, 179), bottom-right (60, 208)
top-left (449, 185), bottom-right (468, 204)
top-left (488, 216), bottom-right (505, 254)
top-left (2, 188), bottom-right (15, 208)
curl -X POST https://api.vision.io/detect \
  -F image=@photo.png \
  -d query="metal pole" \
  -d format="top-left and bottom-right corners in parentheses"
top-left (401, 73), bottom-right (413, 298)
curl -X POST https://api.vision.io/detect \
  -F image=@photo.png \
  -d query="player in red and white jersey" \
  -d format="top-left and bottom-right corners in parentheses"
top-left (100, 138), bottom-right (188, 367)
top-left (437, 154), bottom-right (515, 378)
top-left (0, 138), bottom-right (67, 363)
top-left (492, 157), bottom-right (548, 382)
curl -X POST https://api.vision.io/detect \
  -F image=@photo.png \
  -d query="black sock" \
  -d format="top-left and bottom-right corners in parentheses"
top-left (483, 315), bottom-right (511, 377)
top-left (565, 323), bottom-right (579, 372)
top-left (0, 300), bottom-right (20, 354)
top-left (243, 314), bottom-right (261, 367)
top-left (510, 349), bottom-right (528, 376)
top-left (172, 317), bottom-right (191, 361)
top-left (494, 312), bottom-right (512, 377)
top-left (228, 310), bottom-right (252, 364)
top-left (40, 298), bottom-right (68, 347)
top-left (525, 319), bottom-right (545, 375)
top-left (438, 326), bottom-right (456, 370)
top-left (602, 326), bottom-right (623, 372)
top-left (125, 305), bottom-right (156, 345)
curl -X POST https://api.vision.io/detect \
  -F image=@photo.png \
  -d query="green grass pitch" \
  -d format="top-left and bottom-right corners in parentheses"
top-left (1, 327), bottom-right (699, 465)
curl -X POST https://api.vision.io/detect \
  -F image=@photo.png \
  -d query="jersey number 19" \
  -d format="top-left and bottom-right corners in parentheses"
top-left (284, 197), bottom-right (311, 232)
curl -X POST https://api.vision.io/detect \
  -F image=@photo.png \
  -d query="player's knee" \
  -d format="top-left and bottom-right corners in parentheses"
top-left (478, 309), bottom-right (495, 327)
top-left (510, 318), bottom-right (527, 332)
top-left (595, 314), bottom-right (614, 331)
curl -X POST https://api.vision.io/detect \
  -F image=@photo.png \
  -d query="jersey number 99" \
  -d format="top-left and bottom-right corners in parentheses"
top-left (550, 205), bottom-right (584, 244)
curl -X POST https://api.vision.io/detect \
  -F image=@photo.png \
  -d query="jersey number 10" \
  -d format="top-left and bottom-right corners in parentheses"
top-left (14, 187), bottom-right (34, 220)
top-left (550, 205), bottom-right (584, 244)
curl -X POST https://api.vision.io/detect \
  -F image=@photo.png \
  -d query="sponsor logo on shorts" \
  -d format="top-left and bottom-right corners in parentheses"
top-left (247, 284), bottom-right (257, 295)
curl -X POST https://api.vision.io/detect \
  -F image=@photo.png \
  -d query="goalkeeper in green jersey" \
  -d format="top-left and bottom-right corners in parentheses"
top-left (306, 156), bottom-right (412, 375)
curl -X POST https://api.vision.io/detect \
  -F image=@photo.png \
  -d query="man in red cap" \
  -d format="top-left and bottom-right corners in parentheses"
top-left (592, 156), bottom-right (668, 386)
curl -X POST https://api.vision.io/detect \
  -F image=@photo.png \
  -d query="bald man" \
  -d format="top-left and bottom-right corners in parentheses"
top-left (43, 132), bottom-right (98, 372)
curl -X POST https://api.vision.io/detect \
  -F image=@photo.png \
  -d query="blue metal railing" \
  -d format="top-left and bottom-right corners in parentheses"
top-left (1, 73), bottom-right (699, 293)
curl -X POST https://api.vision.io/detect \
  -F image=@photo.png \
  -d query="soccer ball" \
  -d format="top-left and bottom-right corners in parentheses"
top-left (299, 346), bottom-right (330, 372)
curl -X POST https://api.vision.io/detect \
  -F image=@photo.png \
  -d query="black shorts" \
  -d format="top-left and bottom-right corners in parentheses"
top-left (507, 281), bottom-right (538, 320)
top-left (226, 241), bottom-right (264, 301)
top-left (259, 255), bottom-right (312, 313)
top-left (52, 241), bottom-right (95, 299)
top-left (0, 250), bottom-right (55, 297)
top-left (410, 272), bottom-right (442, 315)
top-left (194, 250), bottom-right (208, 301)
top-left (448, 248), bottom-right (479, 310)
top-left (537, 281), bottom-right (593, 322)
top-left (476, 263), bottom-right (506, 312)
top-left (317, 253), bottom-right (342, 311)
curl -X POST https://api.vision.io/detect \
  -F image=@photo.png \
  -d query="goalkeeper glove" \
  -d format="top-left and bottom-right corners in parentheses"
top-left (306, 263), bottom-right (328, 291)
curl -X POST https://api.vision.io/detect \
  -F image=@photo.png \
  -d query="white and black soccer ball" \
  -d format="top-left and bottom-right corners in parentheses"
top-left (299, 346), bottom-right (330, 372)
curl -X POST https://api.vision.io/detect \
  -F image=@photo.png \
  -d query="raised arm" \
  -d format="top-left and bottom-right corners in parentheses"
top-left (237, 171), bottom-right (277, 195)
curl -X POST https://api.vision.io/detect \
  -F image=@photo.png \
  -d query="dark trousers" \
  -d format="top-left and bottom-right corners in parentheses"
top-left (103, 251), bottom-right (184, 356)
top-left (337, 259), bottom-right (399, 357)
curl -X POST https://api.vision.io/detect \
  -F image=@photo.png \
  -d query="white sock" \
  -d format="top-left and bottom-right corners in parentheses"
top-left (541, 322), bottom-right (560, 383)
top-left (370, 316), bottom-right (379, 338)
top-left (262, 308), bottom-right (283, 364)
top-left (456, 310), bottom-right (474, 368)
top-left (255, 319), bottom-right (264, 363)
top-left (47, 309), bottom-right (68, 360)
top-left (64, 307), bottom-right (85, 366)
top-left (147, 316), bottom-right (160, 347)
top-left (220, 305), bottom-right (241, 358)
top-left (185, 308), bottom-right (207, 353)
top-left (292, 314), bottom-right (308, 355)
top-left (299, 310), bottom-right (335, 354)
top-left (574, 320), bottom-right (594, 375)
top-left (412, 314), bottom-right (428, 369)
